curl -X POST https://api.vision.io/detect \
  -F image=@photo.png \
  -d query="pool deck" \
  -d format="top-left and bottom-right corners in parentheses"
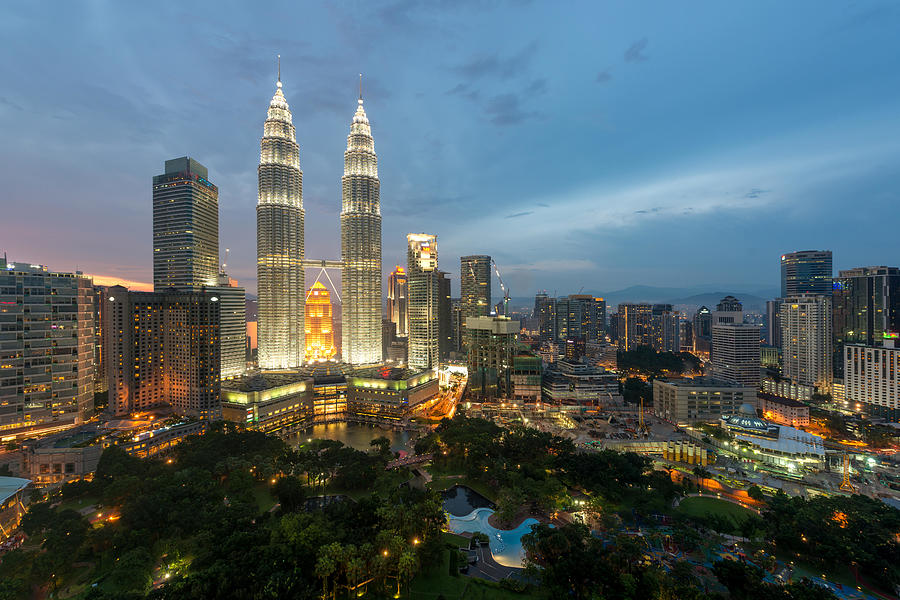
top-left (465, 542), bottom-right (524, 582)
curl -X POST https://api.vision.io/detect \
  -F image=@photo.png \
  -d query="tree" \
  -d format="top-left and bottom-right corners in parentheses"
top-left (747, 485), bottom-right (765, 502)
top-left (397, 551), bottom-right (418, 598)
top-left (273, 476), bottom-right (306, 512)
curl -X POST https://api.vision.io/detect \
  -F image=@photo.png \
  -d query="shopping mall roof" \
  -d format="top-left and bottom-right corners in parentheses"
top-left (0, 477), bottom-right (30, 504)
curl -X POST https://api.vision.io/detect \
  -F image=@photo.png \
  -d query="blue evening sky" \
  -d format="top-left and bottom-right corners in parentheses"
top-left (2, 1), bottom-right (899, 297)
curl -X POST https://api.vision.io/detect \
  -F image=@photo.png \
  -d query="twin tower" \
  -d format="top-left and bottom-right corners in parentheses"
top-left (257, 68), bottom-right (381, 368)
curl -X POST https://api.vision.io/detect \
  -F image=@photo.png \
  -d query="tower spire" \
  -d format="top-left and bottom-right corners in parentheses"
top-left (277, 54), bottom-right (282, 88)
top-left (358, 73), bottom-right (363, 102)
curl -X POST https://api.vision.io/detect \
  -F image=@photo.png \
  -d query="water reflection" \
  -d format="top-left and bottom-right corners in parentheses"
top-left (287, 422), bottom-right (413, 453)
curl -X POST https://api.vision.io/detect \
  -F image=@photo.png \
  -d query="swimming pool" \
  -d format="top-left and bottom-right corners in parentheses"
top-left (447, 507), bottom-right (544, 568)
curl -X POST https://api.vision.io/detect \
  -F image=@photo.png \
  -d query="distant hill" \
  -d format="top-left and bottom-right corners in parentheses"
top-left (504, 284), bottom-right (778, 314)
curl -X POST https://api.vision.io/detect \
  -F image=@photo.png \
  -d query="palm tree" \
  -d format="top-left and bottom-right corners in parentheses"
top-left (398, 551), bottom-right (418, 598)
top-left (315, 552), bottom-right (335, 600)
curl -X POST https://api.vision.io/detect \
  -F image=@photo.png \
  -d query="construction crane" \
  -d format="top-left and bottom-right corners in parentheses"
top-left (839, 453), bottom-right (856, 492)
top-left (491, 259), bottom-right (510, 317)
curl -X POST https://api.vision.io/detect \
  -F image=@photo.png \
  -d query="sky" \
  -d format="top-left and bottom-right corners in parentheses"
top-left (2, 1), bottom-right (900, 299)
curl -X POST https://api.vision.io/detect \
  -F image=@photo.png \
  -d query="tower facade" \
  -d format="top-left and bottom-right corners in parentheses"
top-left (387, 266), bottom-right (408, 337)
top-left (341, 91), bottom-right (382, 365)
top-left (781, 250), bottom-right (832, 297)
top-left (781, 295), bottom-right (833, 391)
top-left (407, 234), bottom-right (439, 370)
top-left (152, 157), bottom-right (219, 291)
top-left (460, 255), bottom-right (492, 319)
top-left (305, 282), bottom-right (337, 362)
top-left (257, 70), bottom-right (305, 369)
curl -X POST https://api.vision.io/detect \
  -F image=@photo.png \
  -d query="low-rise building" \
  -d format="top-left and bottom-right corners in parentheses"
top-left (757, 392), bottom-right (810, 427)
top-left (761, 377), bottom-right (814, 403)
top-left (542, 360), bottom-right (618, 406)
top-left (221, 373), bottom-right (315, 435)
top-left (19, 427), bottom-right (104, 487)
top-left (720, 404), bottom-right (825, 470)
top-left (0, 477), bottom-right (30, 541)
top-left (346, 367), bottom-right (437, 421)
top-left (653, 378), bottom-right (757, 425)
top-left (115, 421), bottom-right (207, 459)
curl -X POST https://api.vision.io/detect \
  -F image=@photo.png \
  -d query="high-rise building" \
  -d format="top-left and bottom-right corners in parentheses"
top-left (257, 68), bottom-right (305, 369)
top-left (152, 157), bottom-right (219, 291)
top-left (466, 316), bottom-right (518, 399)
top-left (781, 295), bottom-right (832, 391)
top-left (341, 89), bottom-right (382, 365)
top-left (617, 303), bottom-right (653, 350)
top-left (460, 255), bottom-right (492, 320)
top-left (92, 285), bottom-right (108, 393)
top-left (711, 324), bottom-right (761, 387)
top-left (692, 306), bottom-right (712, 356)
top-left (650, 304), bottom-right (683, 353)
top-left (103, 286), bottom-right (220, 419)
top-left (0, 261), bottom-right (94, 436)
top-left (450, 298), bottom-right (463, 353)
top-left (712, 296), bottom-right (743, 325)
top-left (844, 340), bottom-right (900, 421)
top-left (534, 293), bottom-right (555, 341)
top-left (765, 299), bottom-right (782, 348)
top-left (387, 266), bottom-right (408, 337)
top-left (213, 274), bottom-right (247, 379)
top-left (305, 282), bottom-right (336, 362)
top-left (437, 271), bottom-right (452, 360)
top-left (832, 266), bottom-right (900, 378)
top-left (781, 250), bottom-right (832, 297)
top-left (407, 234), bottom-right (439, 370)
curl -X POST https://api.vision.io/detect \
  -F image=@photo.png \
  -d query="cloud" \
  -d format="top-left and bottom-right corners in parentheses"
top-left (523, 78), bottom-right (547, 95)
top-left (536, 202), bottom-right (550, 208)
top-left (744, 188), bottom-right (770, 199)
top-left (446, 82), bottom-right (480, 102)
top-left (624, 38), bottom-right (649, 63)
top-left (505, 211), bottom-right (533, 219)
top-left (452, 41), bottom-right (539, 80)
top-left (483, 93), bottom-right (541, 126)
top-left (596, 69), bottom-right (612, 84)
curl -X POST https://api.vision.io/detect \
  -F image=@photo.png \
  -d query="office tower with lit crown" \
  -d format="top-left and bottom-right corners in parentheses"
top-left (152, 157), bottom-right (219, 290)
top-left (832, 266), bottom-right (900, 377)
top-left (257, 67), bottom-right (305, 369)
top-left (781, 295), bottom-right (833, 391)
top-left (341, 88), bottom-right (382, 365)
top-left (387, 266), bottom-right (408, 337)
top-left (305, 282), bottom-right (336, 362)
top-left (781, 250), bottom-right (833, 297)
top-left (407, 234), bottom-right (439, 370)
top-left (460, 255), bottom-right (492, 320)
top-left (0, 261), bottom-right (94, 435)
top-left (711, 323), bottom-right (761, 387)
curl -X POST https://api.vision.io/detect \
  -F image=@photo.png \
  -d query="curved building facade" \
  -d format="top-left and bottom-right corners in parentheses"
top-left (340, 93), bottom-right (382, 365)
top-left (257, 74), bottom-right (305, 369)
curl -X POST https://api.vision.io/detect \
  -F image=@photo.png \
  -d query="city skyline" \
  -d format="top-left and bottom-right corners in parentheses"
top-left (3, 2), bottom-right (900, 298)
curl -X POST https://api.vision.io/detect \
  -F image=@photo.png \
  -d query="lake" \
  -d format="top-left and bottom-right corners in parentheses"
top-left (286, 422), bottom-right (414, 453)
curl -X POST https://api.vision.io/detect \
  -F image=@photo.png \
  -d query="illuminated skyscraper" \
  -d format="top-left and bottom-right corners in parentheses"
top-left (341, 84), bottom-right (382, 365)
top-left (387, 266), bottom-right (408, 337)
top-left (257, 62), bottom-right (305, 369)
top-left (407, 234), bottom-right (439, 370)
top-left (781, 250), bottom-right (832, 297)
top-left (152, 157), bottom-right (219, 291)
top-left (305, 282), bottom-right (336, 362)
top-left (460, 255), bottom-right (492, 319)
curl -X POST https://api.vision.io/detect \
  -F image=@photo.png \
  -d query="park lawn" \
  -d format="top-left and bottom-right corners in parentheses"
top-left (56, 495), bottom-right (99, 514)
top-left (677, 496), bottom-right (755, 528)
top-left (441, 531), bottom-right (471, 548)
top-left (409, 549), bottom-right (468, 599)
top-left (252, 483), bottom-right (277, 513)
top-left (462, 581), bottom-right (544, 600)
